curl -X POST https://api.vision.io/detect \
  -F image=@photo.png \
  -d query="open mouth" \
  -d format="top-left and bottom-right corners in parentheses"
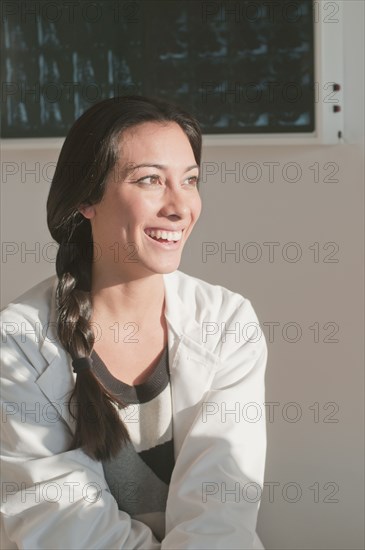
top-left (152, 237), bottom-right (175, 243)
top-left (144, 228), bottom-right (183, 244)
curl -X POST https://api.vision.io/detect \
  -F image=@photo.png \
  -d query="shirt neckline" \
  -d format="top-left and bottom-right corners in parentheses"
top-left (90, 345), bottom-right (169, 404)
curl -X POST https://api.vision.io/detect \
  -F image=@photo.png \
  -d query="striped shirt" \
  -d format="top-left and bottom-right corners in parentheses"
top-left (91, 345), bottom-right (174, 542)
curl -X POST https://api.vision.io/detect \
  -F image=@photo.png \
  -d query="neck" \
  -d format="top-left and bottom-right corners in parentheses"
top-left (90, 271), bottom-right (166, 325)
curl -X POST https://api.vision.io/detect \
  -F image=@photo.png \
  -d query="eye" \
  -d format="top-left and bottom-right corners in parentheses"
top-left (184, 175), bottom-right (199, 186)
top-left (136, 174), bottom-right (161, 185)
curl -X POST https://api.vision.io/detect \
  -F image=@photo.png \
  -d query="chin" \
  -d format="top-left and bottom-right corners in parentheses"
top-left (145, 259), bottom-right (181, 275)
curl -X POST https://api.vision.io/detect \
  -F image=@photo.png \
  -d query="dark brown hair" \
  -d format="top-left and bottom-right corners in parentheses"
top-left (46, 95), bottom-right (202, 460)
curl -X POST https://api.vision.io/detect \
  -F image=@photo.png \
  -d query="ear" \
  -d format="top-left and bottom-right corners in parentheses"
top-left (78, 203), bottom-right (96, 219)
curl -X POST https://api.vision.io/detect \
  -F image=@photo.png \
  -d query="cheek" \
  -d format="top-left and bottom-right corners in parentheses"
top-left (192, 194), bottom-right (202, 220)
top-left (128, 198), bottom-right (152, 220)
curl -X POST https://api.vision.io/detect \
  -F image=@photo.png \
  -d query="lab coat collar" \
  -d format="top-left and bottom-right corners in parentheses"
top-left (37, 271), bottom-right (219, 458)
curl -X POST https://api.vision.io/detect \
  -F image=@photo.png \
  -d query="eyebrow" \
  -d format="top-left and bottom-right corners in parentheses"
top-left (125, 163), bottom-right (199, 175)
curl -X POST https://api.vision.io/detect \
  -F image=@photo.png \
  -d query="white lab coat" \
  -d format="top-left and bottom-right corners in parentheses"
top-left (0, 270), bottom-right (268, 549)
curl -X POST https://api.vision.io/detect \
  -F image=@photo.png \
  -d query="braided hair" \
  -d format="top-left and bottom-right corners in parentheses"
top-left (46, 95), bottom-right (202, 461)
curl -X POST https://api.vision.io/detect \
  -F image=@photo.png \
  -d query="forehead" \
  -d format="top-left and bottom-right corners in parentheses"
top-left (117, 121), bottom-right (195, 164)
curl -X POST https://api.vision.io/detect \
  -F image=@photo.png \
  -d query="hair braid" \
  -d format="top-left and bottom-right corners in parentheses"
top-left (55, 232), bottom-right (130, 461)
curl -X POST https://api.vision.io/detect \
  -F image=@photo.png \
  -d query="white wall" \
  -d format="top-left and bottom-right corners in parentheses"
top-left (1, 1), bottom-right (364, 548)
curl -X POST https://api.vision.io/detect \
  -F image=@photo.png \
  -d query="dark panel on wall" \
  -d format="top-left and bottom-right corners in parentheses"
top-left (1, 0), bottom-right (315, 137)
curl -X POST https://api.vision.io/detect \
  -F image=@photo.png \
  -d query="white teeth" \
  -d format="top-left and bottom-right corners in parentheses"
top-left (145, 229), bottom-right (183, 241)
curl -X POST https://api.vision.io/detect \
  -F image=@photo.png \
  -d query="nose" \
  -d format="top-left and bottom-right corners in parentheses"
top-left (159, 181), bottom-right (190, 219)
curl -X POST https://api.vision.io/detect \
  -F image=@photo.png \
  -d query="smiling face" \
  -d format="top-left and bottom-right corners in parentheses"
top-left (79, 121), bottom-right (202, 281)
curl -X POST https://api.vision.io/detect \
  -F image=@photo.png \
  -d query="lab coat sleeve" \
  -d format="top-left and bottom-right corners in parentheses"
top-left (161, 297), bottom-right (268, 550)
top-left (0, 330), bottom-right (161, 550)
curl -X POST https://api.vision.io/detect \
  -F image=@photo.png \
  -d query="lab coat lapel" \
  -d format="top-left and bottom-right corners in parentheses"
top-left (37, 276), bottom-right (77, 433)
top-left (163, 272), bottom-right (220, 459)
top-left (37, 272), bottom-right (220, 457)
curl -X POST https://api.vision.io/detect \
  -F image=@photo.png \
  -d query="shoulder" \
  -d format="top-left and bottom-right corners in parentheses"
top-left (0, 275), bottom-right (58, 380)
top-left (1, 275), bottom-right (57, 335)
top-left (169, 271), bottom-right (267, 383)
top-left (166, 269), bottom-right (247, 316)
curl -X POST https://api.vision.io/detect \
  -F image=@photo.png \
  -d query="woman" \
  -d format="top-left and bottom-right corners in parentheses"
top-left (1, 96), bottom-right (268, 549)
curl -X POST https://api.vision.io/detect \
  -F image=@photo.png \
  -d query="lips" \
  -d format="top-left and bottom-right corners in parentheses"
top-left (144, 227), bottom-right (184, 242)
top-left (144, 228), bottom-right (182, 250)
top-left (144, 227), bottom-right (185, 232)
